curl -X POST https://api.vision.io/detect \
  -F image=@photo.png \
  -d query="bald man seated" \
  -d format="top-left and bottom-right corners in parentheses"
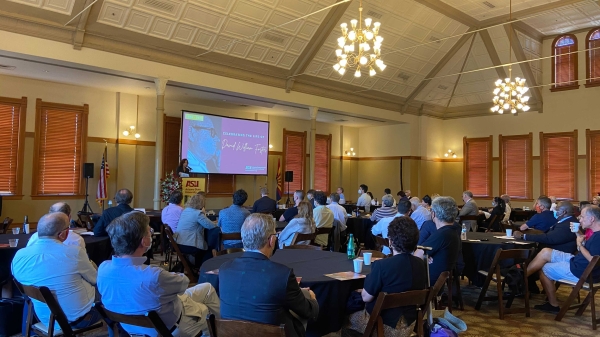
top-left (27, 202), bottom-right (85, 249)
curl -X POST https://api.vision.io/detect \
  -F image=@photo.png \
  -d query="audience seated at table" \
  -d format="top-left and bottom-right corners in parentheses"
top-left (94, 189), bottom-right (134, 236)
top-left (383, 188), bottom-right (397, 207)
top-left (251, 187), bottom-right (277, 213)
top-left (418, 195), bottom-right (440, 245)
top-left (27, 202), bottom-right (85, 249)
top-left (99, 212), bottom-right (220, 337)
top-left (514, 201), bottom-right (578, 253)
top-left (372, 200), bottom-right (411, 255)
top-left (279, 190), bottom-right (304, 222)
top-left (500, 194), bottom-right (512, 222)
top-left (549, 196), bottom-right (557, 211)
top-left (519, 196), bottom-right (556, 233)
top-left (422, 195), bottom-right (432, 210)
top-left (12, 213), bottom-right (103, 333)
top-left (405, 190), bottom-right (412, 198)
top-left (306, 189), bottom-right (316, 208)
top-left (524, 205), bottom-right (600, 313)
top-left (357, 184), bottom-right (372, 212)
top-left (161, 191), bottom-right (183, 232)
top-left (592, 196), bottom-right (600, 206)
top-left (396, 191), bottom-right (409, 202)
top-left (313, 191), bottom-right (334, 246)
top-left (278, 201), bottom-right (316, 248)
top-left (327, 193), bottom-right (348, 231)
top-left (371, 194), bottom-right (398, 223)
top-left (480, 197), bottom-right (505, 232)
top-left (415, 196), bottom-right (461, 286)
top-left (175, 194), bottom-right (217, 267)
top-left (347, 216), bottom-right (427, 337)
top-left (219, 214), bottom-right (319, 337)
top-left (218, 189), bottom-right (251, 249)
top-left (410, 197), bottom-right (431, 230)
top-left (458, 190), bottom-right (478, 232)
top-left (336, 187), bottom-right (346, 204)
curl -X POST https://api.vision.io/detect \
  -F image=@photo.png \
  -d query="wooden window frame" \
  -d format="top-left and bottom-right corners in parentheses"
top-left (205, 174), bottom-right (236, 197)
top-left (499, 133), bottom-right (533, 200)
top-left (31, 99), bottom-right (88, 199)
top-left (282, 129), bottom-right (306, 194)
top-left (551, 34), bottom-right (580, 92)
top-left (585, 28), bottom-right (600, 88)
top-left (315, 133), bottom-right (332, 193)
top-left (540, 130), bottom-right (578, 201)
top-left (162, 115), bottom-right (182, 177)
top-left (586, 129), bottom-right (600, 198)
top-left (0, 96), bottom-right (27, 200)
top-left (463, 135), bottom-right (493, 198)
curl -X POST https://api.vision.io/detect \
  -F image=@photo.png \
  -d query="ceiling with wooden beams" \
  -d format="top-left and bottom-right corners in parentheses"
top-left (0, 0), bottom-right (599, 119)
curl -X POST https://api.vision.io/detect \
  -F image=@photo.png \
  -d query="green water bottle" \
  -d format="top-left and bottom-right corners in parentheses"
top-left (347, 234), bottom-right (355, 260)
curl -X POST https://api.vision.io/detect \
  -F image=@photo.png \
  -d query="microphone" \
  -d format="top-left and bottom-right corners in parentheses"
top-left (187, 166), bottom-right (193, 171)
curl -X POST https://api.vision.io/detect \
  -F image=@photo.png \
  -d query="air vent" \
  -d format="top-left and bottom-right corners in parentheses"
top-left (438, 84), bottom-right (448, 90)
top-left (429, 36), bottom-right (441, 43)
top-left (365, 10), bottom-right (383, 19)
top-left (262, 33), bottom-right (286, 45)
top-left (397, 72), bottom-right (411, 81)
top-left (482, 1), bottom-right (495, 8)
top-left (142, 0), bottom-right (176, 12)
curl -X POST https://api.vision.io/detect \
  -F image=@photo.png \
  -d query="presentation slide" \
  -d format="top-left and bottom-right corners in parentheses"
top-left (180, 111), bottom-right (269, 175)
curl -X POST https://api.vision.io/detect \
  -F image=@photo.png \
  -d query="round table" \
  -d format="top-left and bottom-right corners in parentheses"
top-left (346, 216), bottom-right (375, 249)
top-left (199, 249), bottom-right (370, 337)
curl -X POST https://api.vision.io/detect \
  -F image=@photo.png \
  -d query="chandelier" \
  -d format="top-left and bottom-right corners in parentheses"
top-left (491, 0), bottom-right (529, 114)
top-left (333, 0), bottom-right (385, 77)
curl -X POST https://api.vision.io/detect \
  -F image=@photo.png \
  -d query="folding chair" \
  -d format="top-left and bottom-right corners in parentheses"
top-left (290, 232), bottom-right (316, 245)
top-left (362, 289), bottom-right (430, 337)
top-left (94, 302), bottom-right (173, 337)
top-left (475, 248), bottom-right (535, 319)
top-left (435, 269), bottom-right (464, 313)
top-left (212, 248), bottom-right (244, 257)
top-left (77, 213), bottom-right (95, 231)
top-left (314, 227), bottom-right (333, 247)
top-left (220, 232), bottom-right (242, 250)
top-left (1, 217), bottom-right (13, 234)
top-left (555, 256), bottom-right (600, 330)
top-left (207, 313), bottom-right (289, 337)
top-left (373, 236), bottom-right (390, 254)
top-left (163, 226), bottom-right (198, 283)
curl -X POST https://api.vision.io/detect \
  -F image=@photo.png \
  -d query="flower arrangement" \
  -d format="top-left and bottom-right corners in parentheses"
top-left (160, 171), bottom-right (182, 203)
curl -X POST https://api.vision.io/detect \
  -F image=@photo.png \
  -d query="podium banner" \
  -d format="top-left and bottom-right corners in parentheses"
top-left (182, 177), bottom-right (206, 203)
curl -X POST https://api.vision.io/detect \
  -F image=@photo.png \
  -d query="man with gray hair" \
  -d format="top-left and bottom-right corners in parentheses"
top-left (219, 214), bottom-right (319, 337)
top-left (98, 212), bottom-right (220, 337)
top-left (279, 190), bottom-right (305, 222)
top-left (327, 192), bottom-right (348, 230)
top-left (458, 190), bottom-right (478, 232)
top-left (27, 202), bottom-right (85, 249)
top-left (12, 213), bottom-right (101, 333)
top-left (519, 196), bottom-right (556, 232)
top-left (370, 194), bottom-right (398, 222)
top-left (410, 197), bottom-right (431, 230)
top-left (252, 186), bottom-right (277, 213)
top-left (94, 188), bottom-right (134, 236)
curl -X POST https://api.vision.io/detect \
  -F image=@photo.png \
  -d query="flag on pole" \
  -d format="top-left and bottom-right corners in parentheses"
top-left (96, 144), bottom-right (110, 206)
top-left (276, 158), bottom-right (283, 201)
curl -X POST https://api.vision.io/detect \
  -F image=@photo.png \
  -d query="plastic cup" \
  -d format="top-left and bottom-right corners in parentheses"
top-left (571, 222), bottom-right (580, 233)
top-left (353, 258), bottom-right (363, 273)
top-left (9, 239), bottom-right (18, 247)
top-left (363, 252), bottom-right (373, 265)
top-left (506, 229), bottom-right (513, 237)
top-left (296, 277), bottom-right (302, 284)
top-left (12, 228), bottom-right (19, 235)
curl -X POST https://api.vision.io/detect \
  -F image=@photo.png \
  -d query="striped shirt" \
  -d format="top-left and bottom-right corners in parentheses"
top-left (371, 206), bottom-right (399, 222)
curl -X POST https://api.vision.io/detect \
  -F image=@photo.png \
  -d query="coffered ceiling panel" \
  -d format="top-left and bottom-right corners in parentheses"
top-left (7, 0), bottom-right (76, 15)
top-left (522, 1), bottom-right (600, 35)
top-left (441, 0), bottom-right (563, 21)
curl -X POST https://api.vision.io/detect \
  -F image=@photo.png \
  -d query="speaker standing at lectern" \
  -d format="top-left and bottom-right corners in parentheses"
top-left (176, 158), bottom-right (191, 177)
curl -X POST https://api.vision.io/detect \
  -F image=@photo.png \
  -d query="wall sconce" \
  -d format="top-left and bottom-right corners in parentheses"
top-left (269, 144), bottom-right (273, 149)
top-left (122, 96), bottom-right (141, 139)
top-left (344, 148), bottom-right (356, 156)
top-left (444, 149), bottom-right (457, 158)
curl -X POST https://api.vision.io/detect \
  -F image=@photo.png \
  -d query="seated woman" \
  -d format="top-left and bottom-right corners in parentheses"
top-left (278, 201), bottom-right (315, 248)
top-left (483, 197), bottom-right (505, 232)
top-left (175, 193), bottom-right (217, 267)
top-left (347, 216), bottom-right (427, 337)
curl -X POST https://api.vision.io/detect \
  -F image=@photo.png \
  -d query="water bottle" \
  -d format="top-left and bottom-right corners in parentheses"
top-left (23, 216), bottom-right (29, 234)
top-left (461, 223), bottom-right (467, 241)
top-left (108, 199), bottom-right (113, 208)
top-left (347, 234), bottom-right (356, 260)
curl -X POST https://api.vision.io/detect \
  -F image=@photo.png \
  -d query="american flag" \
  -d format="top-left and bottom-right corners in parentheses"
top-left (276, 157), bottom-right (283, 201)
top-left (96, 144), bottom-right (110, 206)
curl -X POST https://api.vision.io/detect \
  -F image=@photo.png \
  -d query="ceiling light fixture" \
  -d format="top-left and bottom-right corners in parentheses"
top-left (333, 0), bottom-right (385, 77)
top-left (444, 149), bottom-right (457, 158)
top-left (491, 0), bottom-right (530, 115)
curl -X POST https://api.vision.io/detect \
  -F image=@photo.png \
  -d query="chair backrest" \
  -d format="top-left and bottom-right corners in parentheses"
top-left (314, 227), bottom-right (333, 236)
top-left (163, 226), bottom-right (198, 283)
top-left (363, 289), bottom-right (430, 337)
top-left (78, 213), bottom-right (95, 231)
top-left (94, 303), bottom-right (173, 337)
top-left (212, 248), bottom-right (244, 257)
top-left (220, 232), bottom-right (242, 250)
top-left (290, 232), bottom-right (315, 245)
top-left (580, 255), bottom-right (600, 285)
top-left (2, 217), bottom-right (13, 234)
top-left (373, 236), bottom-right (390, 252)
top-left (15, 281), bottom-right (74, 336)
top-left (283, 244), bottom-right (322, 250)
top-left (357, 249), bottom-right (387, 259)
top-left (425, 271), bottom-right (449, 313)
top-left (207, 314), bottom-right (288, 337)
top-left (487, 248), bottom-right (535, 276)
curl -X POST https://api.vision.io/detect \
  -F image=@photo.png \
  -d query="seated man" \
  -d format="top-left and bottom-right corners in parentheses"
top-left (98, 212), bottom-right (220, 337)
top-left (12, 213), bottom-right (101, 332)
top-left (526, 205), bottom-right (600, 313)
top-left (313, 191), bottom-right (334, 246)
top-left (356, 184), bottom-right (372, 212)
top-left (383, 188), bottom-right (397, 207)
top-left (414, 196), bottom-right (461, 286)
top-left (337, 187), bottom-right (346, 204)
top-left (218, 189), bottom-right (251, 248)
top-left (27, 202), bottom-right (85, 249)
top-left (161, 191), bottom-right (183, 232)
top-left (372, 200), bottom-right (411, 255)
top-left (251, 187), bottom-right (277, 213)
top-left (279, 190), bottom-right (304, 222)
top-left (94, 189), bottom-right (134, 236)
top-left (327, 192), bottom-right (348, 231)
top-left (458, 190), bottom-right (478, 232)
top-left (370, 194), bottom-right (398, 223)
top-left (306, 189), bottom-right (316, 208)
top-left (514, 201), bottom-right (578, 253)
top-left (410, 197), bottom-right (431, 230)
top-left (519, 196), bottom-right (556, 233)
top-left (219, 214), bottom-right (319, 337)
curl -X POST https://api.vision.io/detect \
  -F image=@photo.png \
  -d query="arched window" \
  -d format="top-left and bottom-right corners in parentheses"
top-left (586, 28), bottom-right (600, 87)
top-left (551, 34), bottom-right (578, 91)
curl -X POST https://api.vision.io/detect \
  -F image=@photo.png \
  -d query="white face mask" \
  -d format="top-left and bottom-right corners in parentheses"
top-left (143, 237), bottom-right (152, 253)
top-left (358, 189), bottom-right (362, 194)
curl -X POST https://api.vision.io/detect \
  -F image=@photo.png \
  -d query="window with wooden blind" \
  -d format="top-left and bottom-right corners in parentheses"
top-left (540, 130), bottom-right (577, 200)
top-left (499, 133), bottom-right (532, 199)
top-left (162, 116), bottom-right (181, 176)
top-left (32, 99), bottom-right (88, 197)
top-left (587, 129), bottom-right (600, 197)
top-left (283, 129), bottom-right (306, 193)
top-left (0, 96), bottom-right (26, 198)
top-left (586, 28), bottom-right (600, 87)
top-left (314, 134), bottom-right (331, 193)
top-left (463, 136), bottom-right (492, 197)
top-left (551, 34), bottom-right (579, 91)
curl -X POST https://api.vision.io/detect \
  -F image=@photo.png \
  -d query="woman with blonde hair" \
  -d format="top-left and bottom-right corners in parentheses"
top-left (278, 201), bottom-right (316, 248)
top-left (175, 193), bottom-right (217, 266)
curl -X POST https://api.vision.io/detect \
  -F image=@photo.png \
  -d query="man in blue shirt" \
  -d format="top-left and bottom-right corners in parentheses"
top-left (410, 197), bottom-right (431, 229)
top-left (94, 189), bottom-right (134, 236)
top-left (336, 187), bottom-right (346, 204)
top-left (520, 196), bottom-right (556, 233)
top-left (218, 189), bottom-right (251, 248)
top-left (98, 212), bottom-right (220, 337)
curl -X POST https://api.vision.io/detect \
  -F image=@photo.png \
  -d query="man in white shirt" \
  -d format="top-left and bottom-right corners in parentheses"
top-left (410, 197), bottom-right (431, 230)
top-left (327, 193), bottom-right (348, 231)
top-left (356, 184), bottom-right (372, 213)
top-left (371, 199), bottom-right (412, 255)
top-left (27, 202), bottom-right (85, 249)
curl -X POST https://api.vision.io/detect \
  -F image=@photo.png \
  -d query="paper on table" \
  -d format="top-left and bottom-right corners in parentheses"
top-left (468, 239), bottom-right (482, 242)
top-left (79, 232), bottom-right (94, 236)
top-left (512, 241), bottom-right (531, 245)
top-left (206, 269), bottom-right (219, 275)
top-left (0, 244), bottom-right (10, 248)
top-left (494, 236), bottom-right (515, 239)
top-left (325, 271), bottom-right (366, 281)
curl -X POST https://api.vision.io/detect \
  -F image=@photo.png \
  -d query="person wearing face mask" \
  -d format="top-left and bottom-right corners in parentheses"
top-left (480, 197), bottom-right (505, 232)
top-left (219, 214), bottom-right (319, 337)
top-left (306, 189), bottom-right (317, 208)
top-left (98, 212), bottom-right (220, 337)
top-left (519, 196), bottom-right (556, 233)
top-left (356, 184), bottom-right (372, 212)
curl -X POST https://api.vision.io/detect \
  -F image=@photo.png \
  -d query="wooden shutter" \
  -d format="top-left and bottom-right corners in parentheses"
top-left (540, 131), bottom-right (577, 200)
top-left (162, 116), bottom-right (181, 176)
top-left (314, 134), bottom-right (331, 193)
top-left (552, 35), bottom-right (578, 91)
top-left (587, 129), bottom-right (600, 197)
top-left (283, 129), bottom-right (306, 193)
top-left (32, 99), bottom-right (88, 196)
top-left (499, 133), bottom-right (532, 199)
top-left (587, 29), bottom-right (600, 86)
top-left (0, 96), bottom-right (26, 197)
top-left (463, 136), bottom-right (492, 197)
top-left (206, 174), bottom-right (235, 196)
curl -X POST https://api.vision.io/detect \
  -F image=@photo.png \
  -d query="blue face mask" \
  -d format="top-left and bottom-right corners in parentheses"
top-left (553, 210), bottom-right (559, 219)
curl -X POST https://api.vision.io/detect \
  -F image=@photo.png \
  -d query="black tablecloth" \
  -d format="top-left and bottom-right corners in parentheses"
top-left (346, 216), bottom-right (375, 249)
top-left (461, 232), bottom-right (537, 286)
top-left (199, 250), bottom-right (370, 336)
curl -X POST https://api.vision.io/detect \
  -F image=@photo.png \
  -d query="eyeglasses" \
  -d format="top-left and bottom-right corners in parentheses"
top-left (191, 125), bottom-right (217, 138)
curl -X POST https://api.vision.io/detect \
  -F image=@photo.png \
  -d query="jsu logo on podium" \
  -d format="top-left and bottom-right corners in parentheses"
top-left (186, 181), bottom-right (199, 187)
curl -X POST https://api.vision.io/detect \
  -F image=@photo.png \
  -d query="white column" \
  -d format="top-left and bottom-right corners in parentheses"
top-left (153, 78), bottom-right (168, 210)
top-left (309, 107), bottom-right (318, 189)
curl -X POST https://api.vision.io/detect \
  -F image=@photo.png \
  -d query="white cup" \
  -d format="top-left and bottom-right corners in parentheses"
top-left (363, 252), bottom-right (373, 265)
top-left (12, 228), bottom-right (20, 235)
top-left (24, 224), bottom-right (30, 234)
top-left (571, 222), bottom-right (580, 233)
top-left (353, 258), bottom-right (363, 273)
top-left (506, 229), bottom-right (513, 237)
top-left (9, 239), bottom-right (18, 247)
